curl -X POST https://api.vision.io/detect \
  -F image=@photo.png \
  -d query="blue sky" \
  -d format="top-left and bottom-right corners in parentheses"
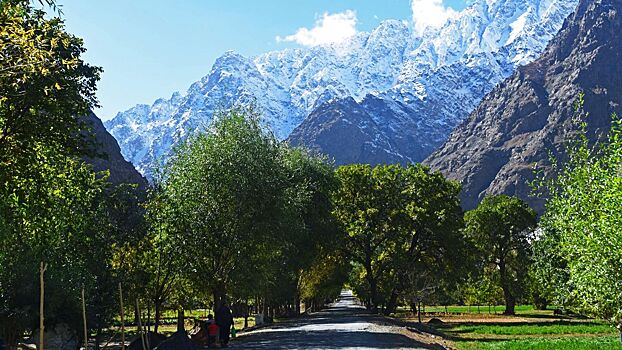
top-left (59, 1), bottom-right (469, 120)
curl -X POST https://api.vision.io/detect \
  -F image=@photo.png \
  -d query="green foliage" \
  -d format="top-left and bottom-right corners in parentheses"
top-left (0, 145), bottom-right (111, 343)
top-left (0, 0), bottom-right (101, 168)
top-left (0, 1), bottom-right (141, 345)
top-left (146, 106), bottom-right (343, 318)
top-left (333, 163), bottom-right (466, 313)
top-left (465, 195), bottom-right (537, 315)
top-left (535, 103), bottom-right (622, 323)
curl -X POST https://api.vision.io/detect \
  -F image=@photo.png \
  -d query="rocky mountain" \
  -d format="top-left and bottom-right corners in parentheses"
top-left (425, 0), bottom-right (622, 213)
top-left (288, 95), bottom-right (445, 165)
top-left (83, 113), bottom-right (147, 188)
top-left (105, 0), bottom-right (577, 176)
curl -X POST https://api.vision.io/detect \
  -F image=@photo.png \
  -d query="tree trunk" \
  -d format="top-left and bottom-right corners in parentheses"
top-left (176, 308), bottom-right (185, 333)
top-left (213, 282), bottom-right (227, 312)
top-left (95, 324), bottom-right (102, 350)
top-left (295, 293), bottom-right (301, 316)
top-left (503, 293), bottom-right (516, 316)
top-left (135, 300), bottom-right (146, 350)
top-left (363, 253), bottom-right (379, 312)
top-left (154, 300), bottom-right (162, 334)
top-left (39, 262), bottom-right (46, 350)
top-left (499, 259), bottom-right (515, 315)
top-left (119, 283), bottom-right (125, 350)
top-left (365, 271), bottom-right (379, 313)
top-left (82, 287), bottom-right (88, 350)
top-left (134, 302), bottom-right (140, 327)
top-left (370, 279), bottom-right (378, 312)
top-left (417, 299), bottom-right (422, 323)
top-left (146, 301), bottom-right (151, 333)
top-left (385, 288), bottom-right (399, 315)
top-left (244, 300), bottom-right (249, 328)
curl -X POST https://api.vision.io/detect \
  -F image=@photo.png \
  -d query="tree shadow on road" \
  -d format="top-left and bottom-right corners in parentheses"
top-left (230, 329), bottom-right (440, 349)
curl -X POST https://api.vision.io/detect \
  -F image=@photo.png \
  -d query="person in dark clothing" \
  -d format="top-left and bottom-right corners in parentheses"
top-left (215, 303), bottom-right (234, 347)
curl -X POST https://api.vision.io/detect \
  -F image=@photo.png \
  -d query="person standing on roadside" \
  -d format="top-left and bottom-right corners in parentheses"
top-left (215, 302), bottom-right (234, 348)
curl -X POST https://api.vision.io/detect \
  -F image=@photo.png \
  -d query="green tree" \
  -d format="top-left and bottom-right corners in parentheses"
top-left (0, 1), bottom-right (101, 168)
top-left (535, 107), bottom-right (622, 328)
top-left (273, 147), bottom-right (340, 314)
top-left (384, 164), bottom-right (466, 315)
top-left (147, 106), bottom-right (343, 323)
top-left (465, 195), bottom-right (537, 315)
top-left (333, 164), bottom-right (402, 311)
top-left (334, 164), bottom-right (466, 313)
top-left (0, 147), bottom-right (109, 346)
top-left (156, 107), bottom-right (288, 311)
top-left (0, 1), bottom-right (108, 346)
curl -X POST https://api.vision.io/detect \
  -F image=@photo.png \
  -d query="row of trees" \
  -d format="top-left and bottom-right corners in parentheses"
top-left (3, 0), bottom-right (622, 346)
top-left (332, 163), bottom-right (537, 316)
top-left (1, 2), bottom-right (347, 347)
top-left (138, 107), bottom-right (347, 330)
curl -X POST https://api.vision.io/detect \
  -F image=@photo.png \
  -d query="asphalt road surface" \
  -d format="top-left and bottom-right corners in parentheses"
top-left (229, 291), bottom-right (430, 350)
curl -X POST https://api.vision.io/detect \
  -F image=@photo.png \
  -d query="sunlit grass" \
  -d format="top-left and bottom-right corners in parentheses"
top-left (440, 321), bottom-right (615, 336)
top-left (456, 336), bottom-right (621, 350)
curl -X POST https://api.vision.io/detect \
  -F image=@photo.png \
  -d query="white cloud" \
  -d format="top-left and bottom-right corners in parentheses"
top-left (411, 0), bottom-right (458, 35)
top-left (277, 10), bottom-right (358, 47)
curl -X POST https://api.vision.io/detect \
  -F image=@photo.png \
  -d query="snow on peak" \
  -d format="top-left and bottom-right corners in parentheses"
top-left (105, 0), bottom-right (578, 177)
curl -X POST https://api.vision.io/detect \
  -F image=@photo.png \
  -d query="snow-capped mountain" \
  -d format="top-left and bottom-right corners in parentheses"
top-left (425, 0), bottom-right (622, 214)
top-left (105, 0), bottom-right (578, 176)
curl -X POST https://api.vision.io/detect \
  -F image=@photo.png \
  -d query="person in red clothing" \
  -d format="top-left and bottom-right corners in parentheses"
top-left (206, 314), bottom-right (220, 348)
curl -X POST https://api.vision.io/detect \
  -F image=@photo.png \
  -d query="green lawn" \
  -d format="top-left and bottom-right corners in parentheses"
top-left (401, 304), bottom-right (621, 349)
top-left (456, 336), bottom-right (621, 350)
top-left (440, 321), bottom-right (616, 336)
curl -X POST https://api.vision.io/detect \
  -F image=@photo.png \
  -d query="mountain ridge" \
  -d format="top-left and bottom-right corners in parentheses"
top-left (105, 0), bottom-right (578, 176)
top-left (424, 0), bottom-right (622, 213)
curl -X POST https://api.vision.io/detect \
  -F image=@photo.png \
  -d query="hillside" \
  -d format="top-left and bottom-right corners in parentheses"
top-left (425, 0), bottom-right (622, 213)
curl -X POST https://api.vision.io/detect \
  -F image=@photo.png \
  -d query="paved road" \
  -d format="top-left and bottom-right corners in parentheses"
top-left (230, 291), bottom-right (430, 349)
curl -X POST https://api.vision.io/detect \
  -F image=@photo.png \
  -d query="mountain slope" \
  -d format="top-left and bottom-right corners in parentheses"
top-left (288, 95), bottom-right (445, 165)
top-left (424, 0), bottom-right (622, 213)
top-left (105, 0), bottom-right (577, 175)
top-left (83, 113), bottom-right (147, 188)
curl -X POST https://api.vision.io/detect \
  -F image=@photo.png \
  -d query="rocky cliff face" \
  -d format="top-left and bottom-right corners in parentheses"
top-left (288, 95), bottom-right (445, 165)
top-left (425, 0), bottom-right (622, 213)
top-left (104, 0), bottom-right (577, 176)
top-left (82, 113), bottom-right (147, 188)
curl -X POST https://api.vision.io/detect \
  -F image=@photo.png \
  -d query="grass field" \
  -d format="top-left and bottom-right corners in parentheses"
top-left (456, 336), bottom-right (621, 350)
top-left (442, 321), bottom-right (615, 336)
top-left (398, 305), bottom-right (620, 350)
